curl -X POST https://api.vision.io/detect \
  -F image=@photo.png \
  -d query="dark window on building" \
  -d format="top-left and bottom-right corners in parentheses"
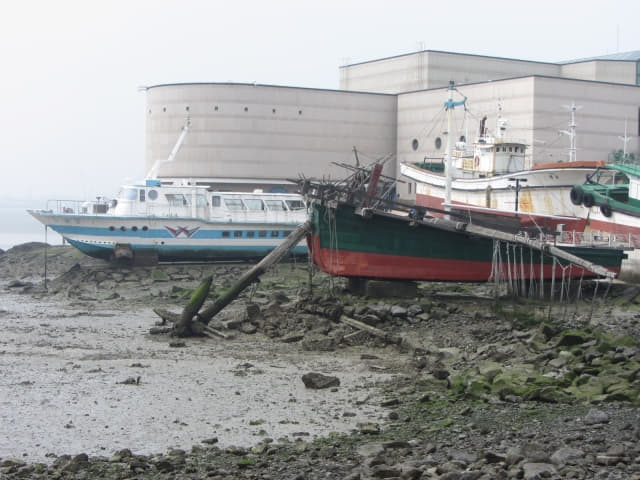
top-left (271, 231), bottom-right (279, 237)
top-left (222, 231), bottom-right (230, 238)
top-left (234, 231), bottom-right (242, 237)
top-left (139, 189), bottom-right (145, 202)
top-left (258, 231), bottom-right (267, 238)
top-left (247, 231), bottom-right (255, 238)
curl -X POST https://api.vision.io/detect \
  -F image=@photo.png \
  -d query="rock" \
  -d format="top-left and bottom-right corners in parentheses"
top-left (357, 423), bottom-right (380, 434)
top-left (371, 465), bottom-right (402, 478)
top-left (301, 372), bottom-right (340, 389)
top-left (245, 303), bottom-right (263, 321)
top-left (240, 322), bottom-right (258, 334)
top-left (281, 332), bottom-right (305, 343)
top-left (390, 305), bottom-right (408, 318)
top-left (584, 408), bottom-right (610, 425)
top-left (301, 334), bottom-right (337, 352)
top-left (522, 462), bottom-right (557, 479)
top-left (551, 446), bottom-right (585, 466)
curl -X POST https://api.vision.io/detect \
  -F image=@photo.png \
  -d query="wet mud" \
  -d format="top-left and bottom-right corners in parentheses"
top-left (0, 291), bottom-right (393, 463)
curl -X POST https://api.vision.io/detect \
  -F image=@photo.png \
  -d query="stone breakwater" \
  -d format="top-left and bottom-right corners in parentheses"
top-left (1, 243), bottom-right (640, 479)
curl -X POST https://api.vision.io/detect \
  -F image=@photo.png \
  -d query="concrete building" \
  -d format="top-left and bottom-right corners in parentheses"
top-left (145, 83), bottom-right (397, 192)
top-left (145, 50), bottom-right (640, 199)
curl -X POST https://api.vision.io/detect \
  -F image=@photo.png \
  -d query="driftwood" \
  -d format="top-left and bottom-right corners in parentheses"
top-left (339, 315), bottom-right (415, 352)
top-left (174, 276), bottom-right (213, 336)
top-left (152, 220), bottom-right (311, 336)
top-left (197, 220), bottom-right (312, 323)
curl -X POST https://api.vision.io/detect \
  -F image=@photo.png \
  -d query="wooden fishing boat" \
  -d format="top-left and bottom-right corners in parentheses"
top-left (304, 187), bottom-right (625, 282)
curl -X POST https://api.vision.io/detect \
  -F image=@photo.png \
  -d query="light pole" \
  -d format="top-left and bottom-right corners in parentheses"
top-left (508, 177), bottom-right (528, 213)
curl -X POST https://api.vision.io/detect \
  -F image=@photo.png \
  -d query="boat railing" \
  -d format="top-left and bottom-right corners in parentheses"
top-left (556, 230), bottom-right (639, 249)
top-left (45, 199), bottom-right (110, 215)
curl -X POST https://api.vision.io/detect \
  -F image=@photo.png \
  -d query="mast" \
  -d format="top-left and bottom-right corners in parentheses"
top-left (619, 118), bottom-right (630, 157)
top-left (560, 102), bottom-right (582, 163)
top-left (443, 81), bottom-right (466, 218)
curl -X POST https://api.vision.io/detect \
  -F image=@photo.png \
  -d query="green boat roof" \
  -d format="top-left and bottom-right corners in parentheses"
top-left (607, 162), bottom-right (640, 179)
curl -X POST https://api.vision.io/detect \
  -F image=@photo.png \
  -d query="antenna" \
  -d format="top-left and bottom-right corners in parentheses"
top-left (619, 118), bottom-right (630, 156)
top-left (559, 102), bottom-right (583, 162)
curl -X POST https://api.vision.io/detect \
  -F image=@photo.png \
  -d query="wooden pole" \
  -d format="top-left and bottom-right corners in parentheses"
top-left (197, 220), bottom-right (312, 323)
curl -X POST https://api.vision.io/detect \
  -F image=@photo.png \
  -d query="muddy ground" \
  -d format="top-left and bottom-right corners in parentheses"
top-left (1, 243), bottom-right (640, 479)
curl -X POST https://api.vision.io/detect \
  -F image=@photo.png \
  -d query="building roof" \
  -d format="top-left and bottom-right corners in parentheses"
top-left (562, 50), bottom-right (640, 63)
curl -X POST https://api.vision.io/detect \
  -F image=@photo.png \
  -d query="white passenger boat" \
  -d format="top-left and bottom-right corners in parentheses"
top-left (28, 179), bottom-right (309, 263)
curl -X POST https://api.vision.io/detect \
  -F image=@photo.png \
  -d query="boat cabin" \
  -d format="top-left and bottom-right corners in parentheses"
top-left (109, 179), bottom-right (307, 223)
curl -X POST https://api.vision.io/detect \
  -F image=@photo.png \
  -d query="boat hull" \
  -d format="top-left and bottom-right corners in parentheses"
top-left (309, 203), bottom-right (624, 282)
top-left (28, 211), bottom-right (307, 262)
top-left (401, 162), bottom-right (596, 230)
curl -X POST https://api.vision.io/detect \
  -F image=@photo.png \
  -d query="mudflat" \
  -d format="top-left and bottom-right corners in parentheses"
top-left (1, 243), bottom-right (639, 479)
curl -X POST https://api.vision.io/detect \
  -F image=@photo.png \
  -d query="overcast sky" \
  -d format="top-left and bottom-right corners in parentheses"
top-left (1, 0), bottom-right (639, 205)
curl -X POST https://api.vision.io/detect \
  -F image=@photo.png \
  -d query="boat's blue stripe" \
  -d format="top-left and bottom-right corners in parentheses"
top-left (47, 225), bottom-right (298, 239)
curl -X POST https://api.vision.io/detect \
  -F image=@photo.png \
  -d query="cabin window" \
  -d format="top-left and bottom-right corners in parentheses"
top-left (123, 188), bottom-right (137, 200)
top-left (109, 226), bottom-right (115, 231)
top-left (244, 199), bottom-right (265, 210)
top-left (120, 226), bottom-right (126, 231)
top-left (142, 226), bottom-right (148, 231)
top-left (196, 194), bottom-right (207, 206)
top-left (212, 196), bottom-right (221, 207)
top-left (247, 231), bottom-right (255, 238)
top-left (411, 139), bottom-right (419, 151)
top-left (509, 147), bottom-right (513, 152)
top-left (234, 231), bottom-right (242, 237)
top-left (148, 190), bottom-right (158, 200)
top-left (284, 231), bottom-right (292, 236)
top-left (222, 231), bottom-right (230, 238)
top-left (408, 183), bottom-right (412, 194)
top-left (139, 190), bottom-right (145, 202)
top-left (224, 198), bottom-right (246, 211)
top-left (258, 231), bottom-right (267, 237)
top-left (265, 199), bottom-right (285, 211)
top-left (165, 194), bottom-right (188, 206)
top-left (435, 137), bottom-right (442, 149)
top-left (459, 135), bottom-right (466, 143)
top-left (132, 226), bottom-right (138, 232)
top-left (271, 231), bottom-right (279, 237)
top-left (285, 199), bottom-right (305, 210)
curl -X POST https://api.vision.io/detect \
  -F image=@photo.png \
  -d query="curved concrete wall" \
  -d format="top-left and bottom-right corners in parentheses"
top-left (145, 83), bottom-right (397, 191)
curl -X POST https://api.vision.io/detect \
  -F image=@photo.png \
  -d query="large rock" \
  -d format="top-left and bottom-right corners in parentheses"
top-left (301, 372), bottom-right (340, 389)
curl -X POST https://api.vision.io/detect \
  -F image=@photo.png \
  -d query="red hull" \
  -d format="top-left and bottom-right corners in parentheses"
top-left (309, 236), bottom-right (619, 282)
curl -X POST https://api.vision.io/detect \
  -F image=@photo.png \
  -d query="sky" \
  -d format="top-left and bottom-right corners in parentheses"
top-left (1, 0), bottom-right (639, 206)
